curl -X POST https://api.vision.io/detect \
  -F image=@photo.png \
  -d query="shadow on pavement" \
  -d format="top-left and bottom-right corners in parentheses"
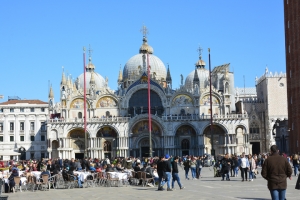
top-left (235, 198), bottom-right (269, 200)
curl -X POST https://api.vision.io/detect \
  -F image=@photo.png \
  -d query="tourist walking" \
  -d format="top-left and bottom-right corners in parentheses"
top-left (248, 154), bottom-right (256, 181)
top-left (157, 156), bottom-right (166, 191)
top-left (292, 154), bottom-right (299, 176)
top-left (238, 152), bottom-right (249, 182)
top-left (261, 145), bottom-right (292, 200)
top-left (221, 153), bottom-right (231, 181)
top-left (171, 156), bottom-right (185, 190)
top-left (183, 157), bottom-right (190, 180)
top-left (189, 157), bottom-right (197, 180)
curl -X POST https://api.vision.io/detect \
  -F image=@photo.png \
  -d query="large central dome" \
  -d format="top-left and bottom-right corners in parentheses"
top-left (123, 37), bottom-right (167, 81)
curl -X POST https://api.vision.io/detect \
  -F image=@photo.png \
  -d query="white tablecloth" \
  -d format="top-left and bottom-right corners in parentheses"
top-left (108, 172), bottom-right (128, 180)
top-left (74, 172), bottom-right (91, 182)
top-left (4, 177), bottom-right (27, 185)
top-left (31, 171), bottom-right (41, 178)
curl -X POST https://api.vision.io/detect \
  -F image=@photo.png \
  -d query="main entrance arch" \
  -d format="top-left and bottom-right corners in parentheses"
top-left (96, 126), bottom-right (118, 159)
top-left (175, 124), bottom-right (197, 156)
top-left (68, 128), bottom-right (86, 159)
top-left (203, 125), bottom-right (227, 156)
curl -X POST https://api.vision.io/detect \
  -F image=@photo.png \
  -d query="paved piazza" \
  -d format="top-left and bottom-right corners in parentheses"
top-left (4, 167), bottom-right (299, 200)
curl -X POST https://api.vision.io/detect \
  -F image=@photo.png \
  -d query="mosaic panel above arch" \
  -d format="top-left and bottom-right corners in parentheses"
top-left (200, 95), bottom-right (219, 105)
top-left (70, 98), bottom-right (90, 109)
top-left (97, 126), bottom-right (117, 137)
top-left (96, 97), bottom-right (117, 108)
top-left (172, 95), bottom-right (193, 106)
top-left (132, 120), bottom-right (161, 136)
top-left (176, 125), bottom-right (196, 136)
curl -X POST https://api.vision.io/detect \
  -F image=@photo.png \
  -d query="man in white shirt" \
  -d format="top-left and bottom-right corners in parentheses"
top-left (238, 152), bottom-right (249, 182)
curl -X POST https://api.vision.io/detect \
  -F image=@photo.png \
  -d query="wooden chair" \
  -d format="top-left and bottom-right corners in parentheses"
top-left (141, 172), bottom-right (153, 187)
top-left (12, 176), bottom-right (22, 192)
top-left (106, 173), bottom-right (119, 187)
top-left (40, 174), bottom-right (50, 191)
top-left (137, 171), bottom-right (143, 186)
top-left (32, 176), bottom-right (42, 191)
top-left (130, 171), bottom-right (138, 185)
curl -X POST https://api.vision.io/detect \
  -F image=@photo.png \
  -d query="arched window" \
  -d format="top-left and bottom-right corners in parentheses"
top-left (181, 139), bottom-right (190, 149)
top-left (180, 109), bottom-right (185, 116)
top-left (104, 141), bottom-right (111, 151)
top-left (250, 122), bottom-right (259, 134)
top-left (78, 112), bottom-right (82, 119)
top-left (106, 111), bottom-right (110, 117)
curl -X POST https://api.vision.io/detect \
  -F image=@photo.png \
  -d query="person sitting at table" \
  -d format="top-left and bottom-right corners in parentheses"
top-left (8, 169), bottom-right (20, 192)
top-left (75, 159), bottom-right (82, 171)
top-left (40, 167), bottom-right (51, 182)
top-left (62, 166), bottom-right (69, 181)
top-left (134, 162), bottom-right (141, 172)
top-left (116, 163), bottom-right (123, 172)
top-left (106, 164), bottom-right (115, 172)
top-left (68, 167), bottom-right (83, 188)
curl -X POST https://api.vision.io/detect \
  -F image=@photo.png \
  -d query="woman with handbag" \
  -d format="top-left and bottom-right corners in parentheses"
top-left (248, 154), bottom-right (256, 181)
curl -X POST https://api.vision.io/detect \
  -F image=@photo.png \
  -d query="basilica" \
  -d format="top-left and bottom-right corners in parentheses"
top-left (47, 33), bottom-right (252, 160)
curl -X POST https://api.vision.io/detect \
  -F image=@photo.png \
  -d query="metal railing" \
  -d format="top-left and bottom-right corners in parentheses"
top-left (47, 117), bottom-right (131, 123)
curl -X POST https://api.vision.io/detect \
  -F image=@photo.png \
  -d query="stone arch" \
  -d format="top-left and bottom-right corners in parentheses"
top-left (203, 123), bottom-right (228, 155)
top-left (133, 133), bottom-right (160, 149)
top-left (96, 125), bottom-right (118, 138)
top-left (50, 129), bottom-right (58, 139)
top-left (124, 114), bottom-right (167, 135)
top-left (123, 84), bottom-right (167, 109)
top-left (96, 96), bottom-right (118, 108)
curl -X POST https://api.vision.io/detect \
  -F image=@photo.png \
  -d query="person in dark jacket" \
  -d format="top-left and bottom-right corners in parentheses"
top-left (8, 169), bottom-right (19, 192)
top-left (221, 153), bottom-right (231, 181)
top-left (172, 156), bottom-right (184, 189)
top-left (157, 156), bottom-right (166, 191)
top-left (261, 145), bottom-right (292, 200)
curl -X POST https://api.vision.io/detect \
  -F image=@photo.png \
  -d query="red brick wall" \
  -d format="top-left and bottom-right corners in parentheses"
top-left (284, 0), bottom-right (300, 154)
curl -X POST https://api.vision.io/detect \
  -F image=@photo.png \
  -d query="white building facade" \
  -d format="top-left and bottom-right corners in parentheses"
top-left (47, 34), bottom-right (251, 160)
top-left (0, 97), bottom-right (48, 160)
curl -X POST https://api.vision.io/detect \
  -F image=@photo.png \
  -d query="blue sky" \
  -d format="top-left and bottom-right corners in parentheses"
top-left (0, 0), bottom-right (285, 102)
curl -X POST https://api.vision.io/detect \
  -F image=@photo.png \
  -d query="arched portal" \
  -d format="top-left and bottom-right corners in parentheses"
top-left (128, 89), bottom-right (164, 117)
top-left (203, 125), bottom-right (227, 156)
top-left (97, 126), bottom-right (118, 158)
top-left (68, 128), bottom-right (86, 159)
top-left (138, 138), bottom-right (156, 157)
top-left (175, 125), bottom-right (196, 156)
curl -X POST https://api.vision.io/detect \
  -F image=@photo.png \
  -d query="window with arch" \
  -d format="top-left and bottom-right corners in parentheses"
top-left (106, 111), bottom-right (110, 117)
top-left (78, 112), bottom-right (82, 119)
top-left (180, 109), bottom-right (185, 116)
top-left (181, 139), bottom-right (190, 149)
top-left (250, 122), bottom-right (259, 134)
top-left (103, 141), bottom-right (112, 151)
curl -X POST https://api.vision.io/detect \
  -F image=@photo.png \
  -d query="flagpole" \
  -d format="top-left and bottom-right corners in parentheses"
top-left (147, 52), bottom-right (153, 157)
top-left (209, 48), bottom-right (214, 158)
top-left (83, 47), bottom-right (87, 158)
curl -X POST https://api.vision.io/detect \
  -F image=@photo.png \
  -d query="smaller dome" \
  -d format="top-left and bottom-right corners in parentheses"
top-left (77, 72), bottom-right (105, 90)
top-left (185, 68), bottom-right (209, 90)
top-left (139, 37), bottom-right (153, 54)
top-left (196, 59), bottom-right (206, 67)
top-left (86, 63), bottom-right (95, 70)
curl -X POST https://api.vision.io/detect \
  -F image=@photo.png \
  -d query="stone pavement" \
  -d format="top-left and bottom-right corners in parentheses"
top-left (3, 167), bottom-right (299, 200)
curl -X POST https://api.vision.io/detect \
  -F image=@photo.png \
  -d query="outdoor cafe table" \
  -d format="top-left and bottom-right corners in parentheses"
top-left (74, 171), bottom-right (91, 182)
top-left (107, 172), bottom-right (128, 180)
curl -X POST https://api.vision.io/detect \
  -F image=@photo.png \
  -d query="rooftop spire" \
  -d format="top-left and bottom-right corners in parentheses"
top-left (86, 44), bottom-right (95, 72)
top-left (61, 66), bottom-right (67, 85)
top-left (166, 64), bottom-right (172, 82)
top-left (49, 85), bottom-right (54, 98)
top-left (118, 65), bottom-right (123, 83)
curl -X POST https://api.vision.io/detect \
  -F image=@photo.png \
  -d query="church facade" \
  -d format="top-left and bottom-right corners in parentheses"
top-left (47, 34), bottom-right (251, 159)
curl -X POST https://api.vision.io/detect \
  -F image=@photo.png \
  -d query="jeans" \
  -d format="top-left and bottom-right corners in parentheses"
top-left (74, 176), bottom-right (82, 187)
top-left (294, 165), bottom-right (299, 176)
top-left (165, 172), bottom-right (171, 189)
top-left (270, 189), bottom-right (286, 200)
top-left (158, 176), bottom-right (165, 189)
top-left (196, 168), bottom-right (202, 178)
top-left (172, 173), bottom-right (182, 189)
top-left (191, 167), bottom-right (196, 179)
top-left (234, 167), bottom-right (239, 176)
top-left (249, 171), bottom-right (254, 180)
top-left (184, 168), bottom-right (190, 179)
top-left (222, 173), bottom-right (229, 180)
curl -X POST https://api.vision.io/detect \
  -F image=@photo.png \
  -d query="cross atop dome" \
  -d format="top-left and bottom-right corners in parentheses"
top-left (197, 45), bottom-right (203, 59)
top-left (140, 25), bottom-right (149, 37)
